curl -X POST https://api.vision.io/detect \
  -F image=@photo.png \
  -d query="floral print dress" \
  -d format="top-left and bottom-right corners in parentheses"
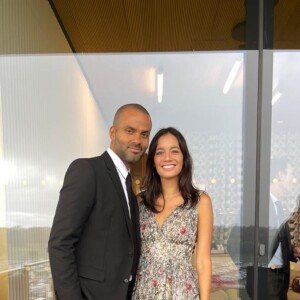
top-left (132, 202), bottom-right (199, 300)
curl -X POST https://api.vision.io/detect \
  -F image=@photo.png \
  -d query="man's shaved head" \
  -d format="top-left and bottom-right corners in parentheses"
top-left (110, 103), bottom-right (152, 168)
top-left (113, 104), bottom-right (151, 127)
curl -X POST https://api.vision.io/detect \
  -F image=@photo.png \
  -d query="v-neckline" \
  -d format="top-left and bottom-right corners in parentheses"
top-left (153, 206), bottom-right (181, 228)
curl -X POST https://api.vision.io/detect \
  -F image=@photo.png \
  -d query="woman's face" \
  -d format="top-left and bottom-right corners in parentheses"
top-left (153, 133), bottom-right (183, 180)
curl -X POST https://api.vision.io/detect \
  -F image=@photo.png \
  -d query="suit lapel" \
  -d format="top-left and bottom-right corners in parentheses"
top-left (102, 151), bottom-right (133, 240)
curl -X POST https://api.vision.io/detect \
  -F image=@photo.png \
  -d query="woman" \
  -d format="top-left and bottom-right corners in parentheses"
top-left (132, 127), bottom-right (213, 300)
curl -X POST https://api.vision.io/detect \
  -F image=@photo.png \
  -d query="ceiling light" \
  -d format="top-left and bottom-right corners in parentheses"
top-left (272, 91), bottom-right (282, 105)
top-left (223, 60), bottom-right (242, 94)
top-left (157, 72), bottom-right (163, 103)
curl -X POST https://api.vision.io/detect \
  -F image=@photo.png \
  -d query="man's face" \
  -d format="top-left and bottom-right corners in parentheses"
top-left (294, 246), bottom-right (300, 257)
top-left (110, 108), bottom-right (151, 168)
top-left (281, 163), bottom-right (294, 191)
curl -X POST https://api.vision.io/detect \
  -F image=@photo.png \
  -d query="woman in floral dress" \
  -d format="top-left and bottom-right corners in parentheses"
top-left (132, 127), bottom-right (213, 300)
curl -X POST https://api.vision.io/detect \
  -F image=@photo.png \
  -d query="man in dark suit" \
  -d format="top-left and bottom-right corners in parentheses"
top-left (269, 158), bottom-right (293, 230)
top-left (267, 219), bottom-right (296, 299)
top-left (227, 158), bottom-right (294, 299)
top-left (253, 158), bottom-right (294, 299)
top-left (48, 103), bottom-right (152, 300)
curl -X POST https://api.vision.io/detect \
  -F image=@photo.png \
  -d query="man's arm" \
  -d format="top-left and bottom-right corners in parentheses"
top-left (48, 159), bottom-right (95, 300)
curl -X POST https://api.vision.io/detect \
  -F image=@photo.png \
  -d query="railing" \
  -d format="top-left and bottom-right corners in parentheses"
top-left (0, 260), bottom-right (54, 300)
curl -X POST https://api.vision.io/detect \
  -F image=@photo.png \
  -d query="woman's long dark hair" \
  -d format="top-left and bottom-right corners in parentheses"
top-left (140, 127), bottom-right (200, 212)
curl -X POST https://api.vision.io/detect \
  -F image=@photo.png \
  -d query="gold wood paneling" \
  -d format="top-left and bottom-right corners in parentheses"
top-left (0, 228), bottom-right (8, 300)
top-left (274, 0), bottom-right (300, 49)
top-left (50, 0), bottom-right (245, 52)
top-left (50, 0), bottom-right (300, 52)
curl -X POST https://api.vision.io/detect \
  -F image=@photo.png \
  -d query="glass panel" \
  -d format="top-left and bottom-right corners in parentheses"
top-left (267, 51), bottom-right (300, 298)
top-left (0, 51), bottom-right (258, 298)
top-left (0, 54), bottom-right (108, 299)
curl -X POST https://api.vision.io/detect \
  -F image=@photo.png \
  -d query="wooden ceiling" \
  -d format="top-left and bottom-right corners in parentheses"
top-left (49, 0), bottom-right (300, 52)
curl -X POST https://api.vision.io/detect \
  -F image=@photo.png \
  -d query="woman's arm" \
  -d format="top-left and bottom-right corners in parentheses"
top-left (195, 193), bottom-right (213, 300)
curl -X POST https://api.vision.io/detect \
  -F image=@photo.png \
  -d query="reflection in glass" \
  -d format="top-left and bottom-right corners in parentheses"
top-left (267, 51), bottom-right (300, 299)
top-left (1, 52), bottom-right (246, 298)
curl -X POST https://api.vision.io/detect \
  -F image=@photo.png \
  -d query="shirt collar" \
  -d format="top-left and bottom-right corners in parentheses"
top-left (270, 193), bottom-right (278, 204)
top-left (107, 148), bottom-right (129, 179)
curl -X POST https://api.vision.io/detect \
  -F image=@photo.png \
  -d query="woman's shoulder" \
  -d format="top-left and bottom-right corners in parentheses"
top-left (199, 191), bottom-right (210, 200)
top-left (197, 191), bottom-right (212, 208)
top-left (196, 191), bottom-right (213, 223)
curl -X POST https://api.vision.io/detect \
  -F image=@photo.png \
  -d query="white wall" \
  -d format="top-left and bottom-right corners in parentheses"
top-left (0, 2), bottom-right (109, 275)
top-left (0, 55), bottom-right (109, 229)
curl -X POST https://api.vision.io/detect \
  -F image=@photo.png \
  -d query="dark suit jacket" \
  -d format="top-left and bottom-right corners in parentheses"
top-left (270, 220), bottom-right (296, 270)
top-left (227, 196), bottom-right (288, 298)
top-left (48, 151), bottom-right (141, 300)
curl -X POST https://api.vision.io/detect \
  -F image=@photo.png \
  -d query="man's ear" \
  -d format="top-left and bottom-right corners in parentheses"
top-left (109, 126), bottom-right (115, 139)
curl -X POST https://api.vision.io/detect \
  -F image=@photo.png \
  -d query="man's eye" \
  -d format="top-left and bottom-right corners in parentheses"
top-left (126, 129), bottom-right (133, 134)
top-left (141, 133), bottom-right (149, 138)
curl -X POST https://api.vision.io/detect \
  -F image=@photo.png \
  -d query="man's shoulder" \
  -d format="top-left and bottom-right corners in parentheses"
top-left (67, 152), bottom-right (107, 170)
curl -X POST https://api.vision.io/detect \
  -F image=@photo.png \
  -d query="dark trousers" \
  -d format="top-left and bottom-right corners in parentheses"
top-left (267, 268), bottom-right (289, 300)
top-left (246, 266), bottom-right (289, 300)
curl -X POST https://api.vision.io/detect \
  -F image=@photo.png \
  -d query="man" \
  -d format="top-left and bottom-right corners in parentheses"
top-left (268, 215), bottom-right (296, 300)
top-left (48, 104), bottom-right (152, 300)
top-left (227, 158), bottom-right (294, 299)
top-left (267, 158), bottom-right (294, 299)
top-left (248, 158), bottom-right (294, 299)
top-left (269, 158), bottom-right (294, 229)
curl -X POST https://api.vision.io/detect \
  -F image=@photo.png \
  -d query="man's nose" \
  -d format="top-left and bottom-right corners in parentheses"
top-left (132, 133), bottom-right (142, 144)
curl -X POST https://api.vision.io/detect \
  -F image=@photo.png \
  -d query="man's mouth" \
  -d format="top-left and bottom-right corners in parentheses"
top-left (129, 146), bottom-right (142, 154)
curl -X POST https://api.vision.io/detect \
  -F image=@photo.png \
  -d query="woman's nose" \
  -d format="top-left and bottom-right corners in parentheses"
top-left (164, 152), bottom-right (171, 161)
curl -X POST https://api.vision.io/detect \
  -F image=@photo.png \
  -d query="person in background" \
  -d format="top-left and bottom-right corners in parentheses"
top-left (269, 157), bottom-right (294, 229)
top-left (268, 193), bottom-right (300, 300)
top-left (48, 104), bottom-right (152, 300)
top-left (267, 158), bottom-right (294, 299)
top-left (132, 127), bottom-right (213, 300)
top-left (227, 157), bottom-right (294, 299)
